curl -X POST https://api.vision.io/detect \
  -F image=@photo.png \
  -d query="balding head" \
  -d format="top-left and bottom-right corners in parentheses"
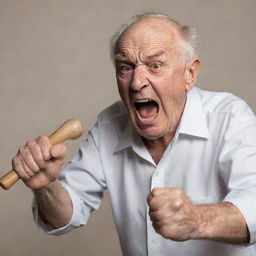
top-left (110, 13), bottom-right (200, 65)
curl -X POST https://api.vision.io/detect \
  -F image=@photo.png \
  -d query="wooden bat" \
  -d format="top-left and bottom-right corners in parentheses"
top-left (0, 119), bottom-right (84, 190)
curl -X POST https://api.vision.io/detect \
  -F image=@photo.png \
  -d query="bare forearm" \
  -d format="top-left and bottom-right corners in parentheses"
top-left (194, 202), bottom-right (249, 244)
top-left (33, 181), bottom-right (73, 229)
top-left (148, 188), bottom-right (250, 244)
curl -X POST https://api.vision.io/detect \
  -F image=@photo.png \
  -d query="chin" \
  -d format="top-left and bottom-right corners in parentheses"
top-left (129, 111), bottom-right (167, 140)
top-left (135, 126), bottom-right (165, 141)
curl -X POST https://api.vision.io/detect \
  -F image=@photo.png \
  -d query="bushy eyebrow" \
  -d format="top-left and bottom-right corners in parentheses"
top-left (114, 50), bottom-right (166, 63)
top-left (115, 53), bottom-right (129, 62)
top-left (146, 50), bottom-right (166, 60)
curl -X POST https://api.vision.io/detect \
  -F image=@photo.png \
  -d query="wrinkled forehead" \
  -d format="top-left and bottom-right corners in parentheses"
top-left (115, 17), bottom-right (184, 60)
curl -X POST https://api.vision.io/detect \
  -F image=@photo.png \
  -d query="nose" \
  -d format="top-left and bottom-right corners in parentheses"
top-left (130, 65), bottom-right (148, 93)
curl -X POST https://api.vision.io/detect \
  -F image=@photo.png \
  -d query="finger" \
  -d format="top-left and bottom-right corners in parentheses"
top-left (25, 171), bottom-right (49, 190)
top-left (148, 193), bottom-right (170, 211)
top-left (152, 223), bottom-right (171, 240)
top-left (152, 221), bottom-right (166, 235)
top-left (20, 157), bottom-right (36, 179)
top-left (27, 140), bottom-right (46, 169)
top-left (147, 187), bottom-right (166, 205)
top-left (152, 187), bottom-right (184, 197)
top-left (149, 200), bottom-right (169, 219)
top-left (39, 144), bottom-right (67, 181)
top-left (12, 155), bottom-right (28, 180)
top-left (151, 187), bottom-right (169, 197)
top-left (50, 144), bottom-right (67, 160)
top-left (152, 221), bottom-right (161, 230)
top-left (37, 136), bottom-right (51, 161)
top-left (18, 146), bottom-right (40, 173)
top-left (148, 209), bottom-right (159, 223)
top-left (13, 155), bottom-right (33, 180)
top-left (12, 154), bottom-right (23, 172)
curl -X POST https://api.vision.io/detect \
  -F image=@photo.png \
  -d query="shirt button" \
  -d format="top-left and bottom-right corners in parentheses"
top-left (154, 171), bottom-right (159, 176)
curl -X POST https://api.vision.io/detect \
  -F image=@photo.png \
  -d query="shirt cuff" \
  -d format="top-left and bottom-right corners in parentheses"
top-left (224, 189), bottom-right (256, 245)
top-left (32, 183), bottom-right (91, 236)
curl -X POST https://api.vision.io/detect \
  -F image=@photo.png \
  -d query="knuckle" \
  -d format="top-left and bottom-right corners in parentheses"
top-left (152, 187), bottom-right (158, 194)
top-left (12, 155), bottom-right (19, 164)
top-left (39, 135), bottom-right (50, 145)
top-left (19, 146), bottom-right (31, 159)
top-left (151, 187), bottom-right (160, 197)
top-left (172, 198), bottom-right (184, 210)
top-left (27, 139), bottom-right (35, 146)
top-left (26, 140), bottom-right (37, 150)
top-left (18, 146), bottom-right (26, 155)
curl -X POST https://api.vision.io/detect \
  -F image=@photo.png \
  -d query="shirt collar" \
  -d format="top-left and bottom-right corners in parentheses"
top-left (114, 87), bottom-right (209, 153)
top-left (114, 120), bottom-right (155, 164)
top-left (178, 87), bottom-right (209, 139)
top-left (114, 119), bottom-right (134, 152)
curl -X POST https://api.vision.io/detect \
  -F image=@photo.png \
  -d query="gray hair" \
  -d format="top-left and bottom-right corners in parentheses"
top-left (110, 13), bottom-right (200, 64)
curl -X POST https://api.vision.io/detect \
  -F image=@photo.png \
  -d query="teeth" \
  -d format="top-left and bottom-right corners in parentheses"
top-left (135, 98), bottom-right (152, 103)
top-left (139, 112), bottom-right (158, 121)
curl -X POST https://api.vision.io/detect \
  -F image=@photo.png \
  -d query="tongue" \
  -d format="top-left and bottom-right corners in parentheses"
top-left (138, 104), bottom-right (158, 118)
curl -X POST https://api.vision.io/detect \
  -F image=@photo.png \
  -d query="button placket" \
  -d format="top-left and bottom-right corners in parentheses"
top-left (146, 204), bottom-right (162, 256)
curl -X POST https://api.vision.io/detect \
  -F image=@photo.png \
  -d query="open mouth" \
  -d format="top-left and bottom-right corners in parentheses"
top-left (134, 98), bottom-right (159, 121)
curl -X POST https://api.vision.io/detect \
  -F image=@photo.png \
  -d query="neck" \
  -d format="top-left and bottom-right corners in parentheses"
top-left (142, 132), bottom-right (175, 164)
top-left (142, 95), bottom-right (187, 164)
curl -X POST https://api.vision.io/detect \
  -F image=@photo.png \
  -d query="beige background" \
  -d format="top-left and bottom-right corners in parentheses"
top-left (0, 0), bottom-right (255, 255)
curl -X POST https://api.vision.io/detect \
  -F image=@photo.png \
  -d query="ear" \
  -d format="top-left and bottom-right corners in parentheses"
top-left (184, 58), bottom-right (200, 91)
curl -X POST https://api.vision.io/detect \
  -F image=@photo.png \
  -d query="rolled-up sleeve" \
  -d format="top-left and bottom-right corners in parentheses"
top-left (33, 182), bottom-right (91, 235)
top-left (33, 123), bottom-right (107, 235)
top-left (224, 189), bottom-right (256, 244)
top-left (220, 100), bottom-right (256, 244)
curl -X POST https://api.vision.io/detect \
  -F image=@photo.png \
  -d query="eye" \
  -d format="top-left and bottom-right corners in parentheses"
top-left (150, 63), bottom-right (163, 70)
top-left (120, 65), bottom-right (132, 72)
top-left (117, 62), bottom-right (134, 73)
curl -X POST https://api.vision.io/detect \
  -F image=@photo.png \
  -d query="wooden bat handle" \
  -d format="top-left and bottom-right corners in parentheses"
top-left (0, 119), bottom-right (84, 190)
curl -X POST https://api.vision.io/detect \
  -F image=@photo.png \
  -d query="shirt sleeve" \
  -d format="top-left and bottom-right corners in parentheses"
top-left (33, 122), bottom-right (107, 235)
top-left (219, 98), bottom-right (256, 245)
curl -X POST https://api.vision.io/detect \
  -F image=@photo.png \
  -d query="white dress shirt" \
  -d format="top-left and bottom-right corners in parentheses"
top-left (34, 87), bottom-right (256, 256)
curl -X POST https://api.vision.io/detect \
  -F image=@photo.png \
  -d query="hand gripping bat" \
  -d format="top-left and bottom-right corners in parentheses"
top-left (0, 119), bottom-right (84, 190)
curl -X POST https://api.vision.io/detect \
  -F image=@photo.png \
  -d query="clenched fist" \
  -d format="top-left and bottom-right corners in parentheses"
top-left (147, 187), bottom-right (203, 241)
top-left (12, 136), bottom-right (67, 190)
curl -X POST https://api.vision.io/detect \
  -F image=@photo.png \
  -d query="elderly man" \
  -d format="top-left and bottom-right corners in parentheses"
top-left (12, 13), bottom-right (256, 255)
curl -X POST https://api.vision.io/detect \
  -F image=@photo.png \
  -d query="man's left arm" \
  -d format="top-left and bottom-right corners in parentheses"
top-left (147, 187), bottom-right (249, 244)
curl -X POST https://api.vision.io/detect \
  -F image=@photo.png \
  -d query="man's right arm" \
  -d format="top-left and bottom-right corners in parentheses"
top-left (33, 181), bottom-right (72, 229)
top-left (12, 136), bottom-right (72, 229)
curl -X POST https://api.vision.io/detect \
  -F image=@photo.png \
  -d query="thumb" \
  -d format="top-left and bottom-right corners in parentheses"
top-left (50, 144), bottom-right (67, 160)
